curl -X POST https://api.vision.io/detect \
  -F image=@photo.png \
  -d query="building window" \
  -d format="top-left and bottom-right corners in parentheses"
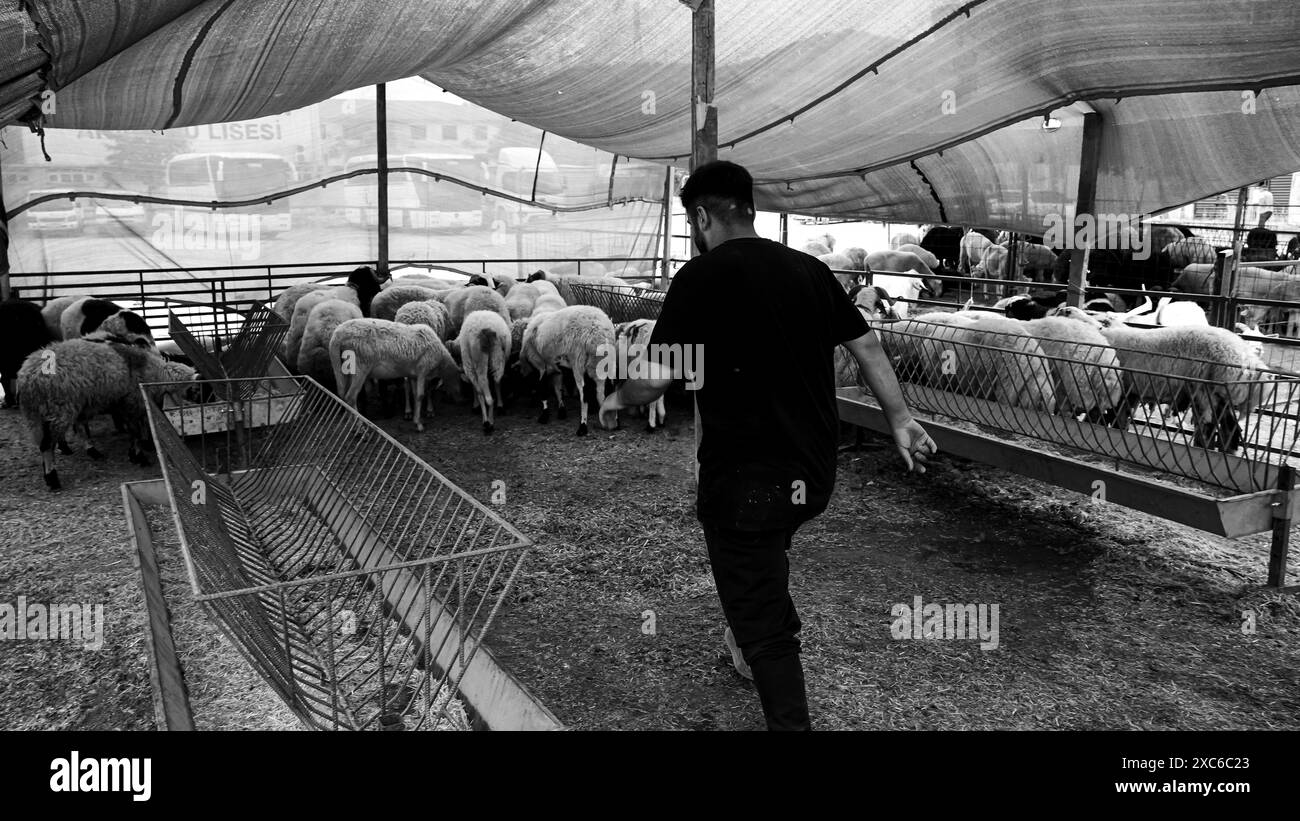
top-left (411, 125), bottom-right (427, 140)
top-left (442, 125), bottom-right (458, 141)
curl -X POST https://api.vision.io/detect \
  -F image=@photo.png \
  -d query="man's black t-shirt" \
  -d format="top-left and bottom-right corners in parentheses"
top-left (649, 237), bottom-right (871, 531)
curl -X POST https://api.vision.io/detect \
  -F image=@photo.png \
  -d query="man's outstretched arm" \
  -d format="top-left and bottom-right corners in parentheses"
top-left (599, 363), bottom-right (675, 429)
top-left (841, 329), bottom-right (937, 473)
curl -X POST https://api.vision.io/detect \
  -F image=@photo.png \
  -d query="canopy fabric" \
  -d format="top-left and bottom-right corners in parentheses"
top-left (3, 1), bottom-right (1300, 231)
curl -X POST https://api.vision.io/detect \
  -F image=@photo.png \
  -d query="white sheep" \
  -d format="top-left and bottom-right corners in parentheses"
top-left (889, 233), bottom-right (919, 249)
top-left (958, 231), bottom-right (994, 275)
top-left (457, 310), bottom-right (511, 435)
top-left (369, 284), bottom-right (448, 322)
top-left (329, 319), bottom-right (458, 432)
top-left (895, 244), bottom-right (940, 270)
top-left (613, 319), bottom-right (667, 431)
top-left (864, 250), bottom-right (944, 315)
top-left (956, 312), bottom-right (1122, 417)
top-left (881, 313), bottom-right (1056, 411)
top-left (59, 298), bottom-right (156, 348)
top-left (504, 282), bottom-right (541, 321)
top-left (285, 290), bottom-right (337, 369)
top-left (17, 338), bottom-right (195, 490)
top-left (40, 295), bottom-right (87, 340)
top-left (444, 285), bottom-right (511, 337)
top-left (520, 305), bottom-right (616, 435)
top-left (297, 299), bottom-right (363, 391)
top-left (1051, 308), bottom-right (1269, 451)
top-left (393, 299), bottom-right (451, 342)
top-left (848, 284), bottom-right (899, 322)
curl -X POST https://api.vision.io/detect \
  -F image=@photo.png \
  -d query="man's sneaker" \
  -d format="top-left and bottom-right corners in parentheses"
top-left (724, 627), bottom-right (753, 681)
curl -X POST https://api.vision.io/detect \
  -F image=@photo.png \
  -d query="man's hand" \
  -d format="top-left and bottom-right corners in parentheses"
top-left (599, 390), bottom-right (627, 430)
top-left (891, 418), bottom-right (937, 473)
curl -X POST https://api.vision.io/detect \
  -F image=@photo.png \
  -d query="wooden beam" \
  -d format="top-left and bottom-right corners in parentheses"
top-left (0, 151), bottom-right (10, 300)
top-left (1066, 111), bottom-right (1103, 308)
top-left (1218, 186), bottom-right (1250, 328)
top-left (689, 0), bottom-right (716, 488)
top-left (375, 83), bottom-right (390, 279)
top-left (123, 481), bottom-right (197, 731)
top-left (660, 165), bottom-right (673, 289)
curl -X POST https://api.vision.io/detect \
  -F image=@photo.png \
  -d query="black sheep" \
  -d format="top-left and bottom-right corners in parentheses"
top-left (0, 297), bottom-right (53, 408)
top-left (346, 265), bottom-right (386, 317)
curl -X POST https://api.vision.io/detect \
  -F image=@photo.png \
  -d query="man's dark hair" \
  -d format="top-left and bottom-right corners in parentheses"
top-left (680, 160), bottom-right (756, 224)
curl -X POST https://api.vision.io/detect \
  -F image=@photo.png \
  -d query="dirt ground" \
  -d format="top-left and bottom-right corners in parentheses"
top-left (0, 389), bottom-right (1297, 731)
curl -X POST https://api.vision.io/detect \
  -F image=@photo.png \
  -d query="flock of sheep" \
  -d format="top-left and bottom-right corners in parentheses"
top-left (272, 267), bottom-right (664, 438)
top-left (836, 298), bottom-right (1273, 455)
top-left (0, 294), bottom-right (195, 490)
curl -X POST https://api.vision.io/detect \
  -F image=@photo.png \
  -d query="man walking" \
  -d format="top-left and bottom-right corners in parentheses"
top-left (599, 161), bottom-right (936, 730)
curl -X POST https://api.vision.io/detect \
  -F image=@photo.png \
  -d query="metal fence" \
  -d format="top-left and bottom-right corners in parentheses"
top-left (872, 317), bottom-right (1300, 495)
top-left (566, 282), bottom-right (665, 323)
top-left (168, 304), bottom-right (289, 401)
top-left (142, 376), bottom-right (534, 730)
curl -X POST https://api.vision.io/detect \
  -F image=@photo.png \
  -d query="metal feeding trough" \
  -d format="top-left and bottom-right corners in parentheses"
top-left (839, 318), bottom-right (1300, 589)
top-left (165, 304), bottom-right (300, 434)
top-left (125, 376), bottom-right (558, 730)
top-left (566, 282), bottom-right (665, 323)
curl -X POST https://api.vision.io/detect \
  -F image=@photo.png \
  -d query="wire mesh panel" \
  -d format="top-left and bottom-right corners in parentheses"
top-left (566, 282), bottom-right (665, 323)
top-left (868, 318), bottom-right (1300, 494)
top-left (169, 304), bottom-right (289, 402)
top-left (142, 376), bottom-right (535, 730)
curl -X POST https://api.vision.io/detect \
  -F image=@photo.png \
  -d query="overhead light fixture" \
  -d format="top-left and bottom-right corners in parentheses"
top-left (1041, 114), bottom-right (1062, 133)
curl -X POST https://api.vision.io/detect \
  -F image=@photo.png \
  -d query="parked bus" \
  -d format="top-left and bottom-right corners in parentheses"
top-left (342, 153), bottom-right (487, 231)
top-left (164, 152), bottom-right (296, 235)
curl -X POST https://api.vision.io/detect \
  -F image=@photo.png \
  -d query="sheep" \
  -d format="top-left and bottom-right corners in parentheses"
top-left (1016, 316), bottom-right (1123, 417)
top-left (612, 319), bottom-right (667, 431)
top-left (393, 299), bottom-right (451, 342)
top-left (457, 310), bottom-right (511, 434)
top-left (445, 285), bottom-right (511, 337)
top-left (1001, 240), bottom-right (1058, 279)
top-left (1164, 237), bottom-right (1219, 270)
top-left (880, 312), bottom-right (1056, 411)
top-left (864, 250), bottom-right (944, 314)
top-left (504, 282), bottom-right (541, 321)
top-left (1051, 309), bottom-right (1269, 451)
top-left (889, 233), bottom-right (919, 249)
top-left (58, 297), bottom-right (149, 344)
top-left (896, 244), bottom-right (940, 271)
top-left (297, 299), bottom-right (363, 391)
top-left (848, 284), bottom-right (898, 322)
top-left (383, 274), bottom-right (457, 294)
top-left (285, 290), bottom-right (337, 369)
top-left (40, 295), bottom-right (87, 340)
top-left (958, 230), bottom-right (994, 275)
top-left (530, 278), bottom-right (563, 301)
top-left (802, 241), bottom-right (832, 257)
top-left (466, 273), bottom-right (516, 296)
top-left (1, 297), bottom-right (53, 408)
top-left (812, 232), bottom-right (836, 252)
top-left (272, 266), bottom-right (383, 321)
top-left (369, 284), bottom-right (447, 322)
top-left (818, 252), bottom-right (859, 291)
top-left (328, 318), bottom-right (457, 433)
top-left (844, 247), bottom-right (868, 271)
top-left (16, 338), bottom-right (195, 490)
top-left (520, 305), bottom-right (616, 435)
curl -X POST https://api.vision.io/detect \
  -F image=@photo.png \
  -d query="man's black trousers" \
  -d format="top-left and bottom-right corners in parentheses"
top-left (702, 522), bottom-right (811, 731)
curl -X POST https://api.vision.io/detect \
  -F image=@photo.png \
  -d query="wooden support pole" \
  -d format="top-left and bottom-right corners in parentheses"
top-left (0, 151), bottom-right (10, 301)
top-left (1218, 186), bottom-right (1250, 329)
top-left (1268, 465), bottom-right (1294, 588)
top-left (688, 0), bottom-right (716, 488)
top-left (1066, 111), bottom-right (1103, 309)
top-left (376, 83), bottom-right (390, 279)
top-left (779, 212), bottom-right (789, 246)
top-left (660, 165), bottom-right (673, 289)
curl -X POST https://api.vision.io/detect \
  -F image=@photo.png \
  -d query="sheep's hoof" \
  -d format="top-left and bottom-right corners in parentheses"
top-left (483, 421), bottom-right (494, 436)
top-left (646, 423), bottom-right (659, 433)
top-left (403, 411), bottom-right (413, 421)
top-left (86, 446), bottom-right (104, 461)
top-left (576, 422), bottom-right (588, 437)
top-left (557, 406), bottom-right (568, 421)
top-left (45, 470), bottom-right (61, 491)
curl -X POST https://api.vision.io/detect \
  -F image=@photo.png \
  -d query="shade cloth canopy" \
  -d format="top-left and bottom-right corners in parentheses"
top-left (3, 0), bottom-right (1300, 231)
